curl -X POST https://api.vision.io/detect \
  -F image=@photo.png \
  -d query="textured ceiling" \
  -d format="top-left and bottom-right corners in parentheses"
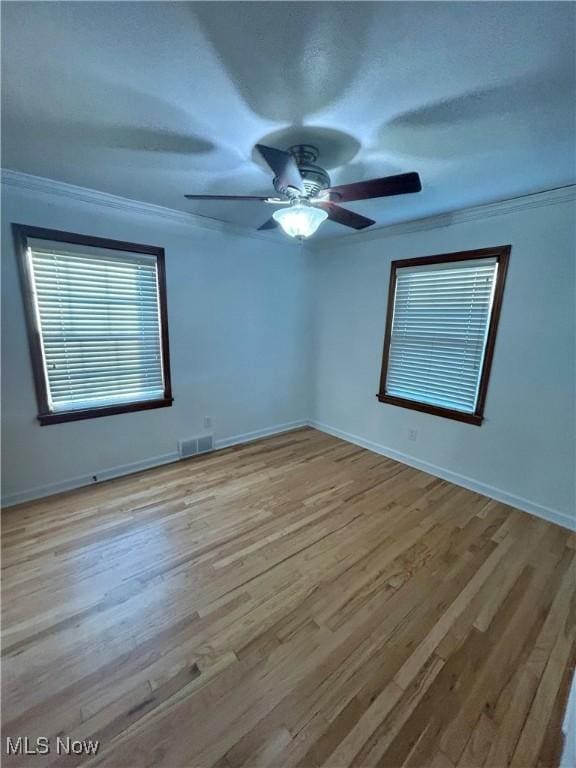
top-left (2, 1), bottom-right (575, 239)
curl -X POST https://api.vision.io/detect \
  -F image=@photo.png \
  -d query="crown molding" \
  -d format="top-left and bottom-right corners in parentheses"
top-left (0, 168), bottom-right (297, 250)
top-left (3, 169), bottom-right (573, 253)
top-left (310, 184), bottom-right (576, 251)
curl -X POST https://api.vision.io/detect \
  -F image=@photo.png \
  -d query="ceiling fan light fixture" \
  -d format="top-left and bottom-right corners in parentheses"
top-left (272, 201), bottom-right (328, 239)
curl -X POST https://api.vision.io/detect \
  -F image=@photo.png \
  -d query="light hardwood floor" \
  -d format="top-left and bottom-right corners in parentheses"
top-left (2, 428), bottom-right (575, 768)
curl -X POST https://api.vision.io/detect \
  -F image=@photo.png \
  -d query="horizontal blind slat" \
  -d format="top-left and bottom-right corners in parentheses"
top-left (48, 366), bottom-right (163, 381)
top-left (52, 389), bottom-right (165, 412)
top-left (50, 380), bottom-right (164, 396)
top-left (387, 373), bottom-right (478, 398)
top-left (387, 360), bottom-right (481, 383)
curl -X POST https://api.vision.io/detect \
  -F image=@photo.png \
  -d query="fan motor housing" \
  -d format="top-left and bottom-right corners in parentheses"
top-left (273, 144), bottom-right (331, 199)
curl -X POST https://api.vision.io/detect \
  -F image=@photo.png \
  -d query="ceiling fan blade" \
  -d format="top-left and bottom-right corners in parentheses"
top-left (255, 144), bottom-right (305, 194)
top-left (324, 172), bottom-right (421, 203)
top-left (316, 202), bottom-right (375, 230)
top-left (184, 194), bottom-right (272, 200)
top-left (258, 217), bottom-right (279, 231)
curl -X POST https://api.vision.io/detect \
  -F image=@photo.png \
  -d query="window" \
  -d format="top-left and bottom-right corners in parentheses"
top-left (377, 246), bottom-right (510, 425)
top-left (14, 225), bottom-right (173, 425)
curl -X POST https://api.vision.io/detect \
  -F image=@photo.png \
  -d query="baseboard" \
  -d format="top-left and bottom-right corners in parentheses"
top-left (5, 418), bottom-right (572, 533)
top-left (214, 419), bottom-right (309, 450)
top-left (1, 419), bottom-right (308, 508)
top-left (1, 451), bottom-right (181, 508)
top-left (309, 420), bottom-right (576, 532)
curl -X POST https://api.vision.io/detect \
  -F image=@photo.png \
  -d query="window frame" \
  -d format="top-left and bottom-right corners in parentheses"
top-left (13, 224), bottom-right (173, 426)
top-left (377, 245), bottom-right (510, 426)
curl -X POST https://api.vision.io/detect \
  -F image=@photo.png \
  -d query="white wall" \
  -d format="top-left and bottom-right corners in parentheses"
top-left (1, 181), bottom-right (310, 504)
top-left (310, 195), bottom-right (576, 530)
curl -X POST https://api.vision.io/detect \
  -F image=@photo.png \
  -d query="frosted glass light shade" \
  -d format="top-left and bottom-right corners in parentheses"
top-left (272, 202), bottom-right (328, 239)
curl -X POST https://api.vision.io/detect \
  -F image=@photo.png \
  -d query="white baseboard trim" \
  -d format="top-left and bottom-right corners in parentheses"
top-left (1, 419), bottom-right (309, 508)
top-left (5, 418), bottom-right (572, 534)
top-left (214, 419), bottom-right (308, 450)
top-left (1, 451), bottom-right (180, 508)
top-left (310, 420), bottom-right (576, 532)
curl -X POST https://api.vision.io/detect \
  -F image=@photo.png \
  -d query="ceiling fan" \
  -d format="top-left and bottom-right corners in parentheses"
top-left (184, 144), bottom-right (422, 239)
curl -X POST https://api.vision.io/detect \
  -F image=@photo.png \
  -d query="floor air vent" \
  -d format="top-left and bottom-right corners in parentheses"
top-left (197, 435), bottom-right (214, 454)
top-left (179, 435), bottom-right (214, 459)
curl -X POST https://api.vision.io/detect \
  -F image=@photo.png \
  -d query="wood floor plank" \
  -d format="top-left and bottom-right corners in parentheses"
top-left (1, 427), bottom-right (574, 768)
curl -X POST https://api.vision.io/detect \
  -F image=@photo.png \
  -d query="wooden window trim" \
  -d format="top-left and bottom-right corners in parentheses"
top-left (13, 224), bottom-right (173, 426)
top-left (377, 245), bottom-right (511, 426)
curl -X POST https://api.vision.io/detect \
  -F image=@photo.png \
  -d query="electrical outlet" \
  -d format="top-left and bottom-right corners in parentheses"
top-left (204, 416), bottom-right (212, 429)
top-left (408, 428), bottom-right (418, 442)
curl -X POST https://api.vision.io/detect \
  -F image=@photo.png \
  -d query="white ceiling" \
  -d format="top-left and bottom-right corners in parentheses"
top-left (2, 1), bottom-right (575, 240)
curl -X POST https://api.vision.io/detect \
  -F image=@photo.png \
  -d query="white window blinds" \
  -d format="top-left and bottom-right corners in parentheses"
top-left (28, 239), bottom-right (166, 413)
top-left (385, 258), bottom-right (498, 414)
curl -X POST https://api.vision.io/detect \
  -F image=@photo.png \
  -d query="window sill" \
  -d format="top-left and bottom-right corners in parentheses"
top-left (38, 397), bottom-right (173, 426)
top-left (376, 393), bottom-right (483, 426)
